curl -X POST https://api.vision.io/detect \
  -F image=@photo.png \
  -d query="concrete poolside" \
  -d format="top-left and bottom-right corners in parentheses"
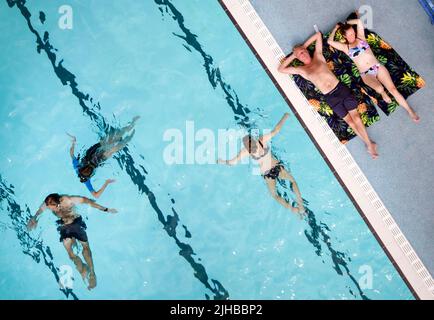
top-left (248, 0), bottom-right (434, 281)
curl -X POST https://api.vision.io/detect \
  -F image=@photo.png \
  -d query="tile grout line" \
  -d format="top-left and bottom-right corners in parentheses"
top-left (221, 0), bottom-right (434, 299)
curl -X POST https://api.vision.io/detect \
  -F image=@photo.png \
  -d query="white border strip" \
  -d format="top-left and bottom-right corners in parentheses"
top-left (222, 0), bottom-right (434, 299)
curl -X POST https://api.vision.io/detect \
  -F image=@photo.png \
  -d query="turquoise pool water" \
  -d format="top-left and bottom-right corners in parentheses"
top-left (0, 0), bottom-right (413, 299)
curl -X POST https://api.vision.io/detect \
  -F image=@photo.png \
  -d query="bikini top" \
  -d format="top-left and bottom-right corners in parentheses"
top-left (251, 139), bottom-right (270, 160)
top-left (348, 38), bottom-right (370, 59)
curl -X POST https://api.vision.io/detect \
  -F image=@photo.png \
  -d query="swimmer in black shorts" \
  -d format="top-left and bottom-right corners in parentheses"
top-left (218, 113), bottom-right (306, 217)
top-left (68, 115), bottom-right (140, 198)
top-left (27, 193), bottom-right (117, 290)
top-left (278, 32), bottom-right (378, 159)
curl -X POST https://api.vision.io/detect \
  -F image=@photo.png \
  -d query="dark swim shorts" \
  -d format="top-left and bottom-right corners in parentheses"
top-left (57, 216), bottom-right (88, 242)
top-left (324, 82), bottom-right (358, 119)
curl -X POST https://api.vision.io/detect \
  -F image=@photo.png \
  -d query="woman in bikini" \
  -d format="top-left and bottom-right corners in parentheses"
top-left (68, 116), bottom-right (140, 198)
top-left (327, 18), bottom-right (420, 122)
top-left (218, 113), bottom-right (305, 217)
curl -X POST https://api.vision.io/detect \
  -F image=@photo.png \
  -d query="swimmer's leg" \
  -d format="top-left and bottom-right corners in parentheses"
top-left (79, 240), bottom-right (97, 290)
top-left (63, 238), bottom-right (88, 280)
top-left (278, 169), bottom-right (306, 216)
top-left (103, 130), bottom-right (136, 159)
top-left (264, 176), bottom-right (299, 215)
top-left (377, 65), bottom-right (419, 122)
top-left (102, 116), bottom-right (140, 146)
top-left (361, 73), bottom-right (392, 104)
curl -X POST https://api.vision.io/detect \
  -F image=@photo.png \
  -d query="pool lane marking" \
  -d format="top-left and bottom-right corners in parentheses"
top-left (5, 0), bottom-right (229, 300)
top-left (155, 0), bottom-right (371, 300)
top-left (220, 0), bottom-right (434, 300)
top-left (0, 175), bottom-right (79, 300)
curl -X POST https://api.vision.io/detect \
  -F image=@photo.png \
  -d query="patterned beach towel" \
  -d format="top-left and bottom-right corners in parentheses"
top-left (290, 24), bottom-right (425, 142)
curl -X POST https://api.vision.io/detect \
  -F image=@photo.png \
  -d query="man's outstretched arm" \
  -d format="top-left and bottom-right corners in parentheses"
top-left (278, 54), bottom-right (300, 75)
top-left (27, 203), bottom-right (47, 230)
top-left (303, 32), bottom-right (323, 55)
top-left (69, 196), bottom-right (117, 213)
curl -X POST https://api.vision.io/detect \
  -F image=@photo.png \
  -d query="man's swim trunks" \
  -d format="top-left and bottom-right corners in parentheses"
top-left (57, 216), bottom-right (88, 242)
top-left (324, 82), bottom-right (358, 119)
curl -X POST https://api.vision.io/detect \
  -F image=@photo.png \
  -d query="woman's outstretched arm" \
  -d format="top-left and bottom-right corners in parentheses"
top-left (327, 24), bottom-right (348, 53)
top-left (347, 18), bottom-right (366, 40)
top-left (218, 148), bottom-right (249, 166)
top-left (91, 179), bottom-right (116, 199)
top-left (261, 113), bottom-right (290, 143)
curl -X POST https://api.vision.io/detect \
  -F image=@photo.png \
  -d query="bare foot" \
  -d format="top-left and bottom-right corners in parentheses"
top-left (382, 93), bottom-right (392, 104)
top-left (297, 207), bottom-right (307, 220)
top-left (72, 256), bottom-right (89, 280)
top-left (125, 116), bottom-right (141, 132)
top-left (408, 110), bottom-right (420, 123)
top-left (132, 115), bottom-right (140, 124)
top-left (80, 264), bottom-right (90, 281)
top-left (367, 142), bottom-right (379, 160)
top-left (88, 272), bottom-right (97, 290)
top-left (288, 204), bottom-right (305, 219)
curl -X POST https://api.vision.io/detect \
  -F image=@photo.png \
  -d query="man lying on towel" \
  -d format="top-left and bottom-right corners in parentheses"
top-left (278, 32), bottom-right (378, 159)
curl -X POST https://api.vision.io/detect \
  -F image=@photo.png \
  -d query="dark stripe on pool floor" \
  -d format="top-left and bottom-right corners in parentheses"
top-left (0, 176), bottom-right (79, 300)
top-left (5, 0), bottom-right (228, 300)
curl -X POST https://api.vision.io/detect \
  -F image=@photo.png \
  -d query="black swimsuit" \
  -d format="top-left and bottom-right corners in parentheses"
top-left (250, 140), bottom-right (283, 180)
top-left (82, 143), bottom-right (106, 169)
top-left (263, 163), bottom-right (284, 180)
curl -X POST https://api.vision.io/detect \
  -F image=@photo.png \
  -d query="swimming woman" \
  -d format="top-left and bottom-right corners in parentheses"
top-left (68, 116), bottom-right (140, 198)
top-left (218, 113), bottom-right (305, 217)
top-left (327, 18), bottom-right (420, 122)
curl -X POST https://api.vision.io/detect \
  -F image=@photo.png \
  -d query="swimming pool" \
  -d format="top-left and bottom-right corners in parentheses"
top-left (0, 0), bottom-right (413, 299)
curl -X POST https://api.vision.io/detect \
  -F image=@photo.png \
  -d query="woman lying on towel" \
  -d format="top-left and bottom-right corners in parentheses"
top-left (327, 17), bottom-right (420, 122)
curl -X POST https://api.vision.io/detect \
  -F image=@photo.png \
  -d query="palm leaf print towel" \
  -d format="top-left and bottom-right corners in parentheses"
top-left (290, 26), bottom-right (425, 143)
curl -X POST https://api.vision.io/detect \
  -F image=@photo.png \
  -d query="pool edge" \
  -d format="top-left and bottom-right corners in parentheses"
top-left (219, 0), bottom-right (434, 300)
